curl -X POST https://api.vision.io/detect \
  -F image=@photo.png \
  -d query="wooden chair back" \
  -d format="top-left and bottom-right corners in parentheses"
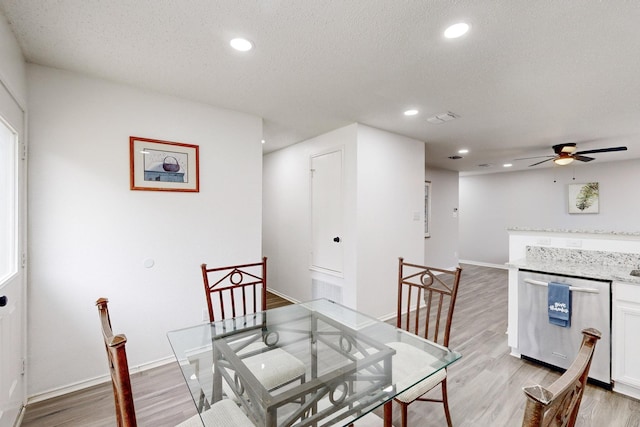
top-left (397, 257), bottom-right (462, 347)
top-left (521, 328), bottom-right (601, 427)
top-left (201, 257), bottom-right (267, 322)
top-left (96, 297), bottom-right (137, 427)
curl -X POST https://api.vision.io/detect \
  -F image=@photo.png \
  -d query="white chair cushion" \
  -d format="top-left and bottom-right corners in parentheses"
top-left (176, 398), bottom-right (254, 427)
top-left (387, 341), bottom-right (447, 403)
top-left (214, 341), bottom-right (305, 397)
top-left (241, 345), bottom-right (306, 389)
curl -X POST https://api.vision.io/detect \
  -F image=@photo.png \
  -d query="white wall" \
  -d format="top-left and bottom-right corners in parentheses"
top-left (459, 159), bottom-right (640, 265)
top-left (263, 124), bottom-right (423, 319)
top-left (27, 65), bottom-right (263, 398)
top-left (355, 125), bottom-right (424, 318)
top-left (425, 167), bottom-right (459, 269)
top-left (0, 11), bottom-right (27, 105)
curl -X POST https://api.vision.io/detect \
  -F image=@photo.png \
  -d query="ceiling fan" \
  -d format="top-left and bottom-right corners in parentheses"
top-left (517, 142), bottom-right (628, 167)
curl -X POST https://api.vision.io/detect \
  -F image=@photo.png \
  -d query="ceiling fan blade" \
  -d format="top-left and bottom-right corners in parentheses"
top-left (575, 146), bottom-right (628, 155)
top-left (529, 158), bottom-right (553, 167)
top-left (514, 155), bottom-right (554, 161)
top-left (574, 155), bottom-right (595, 162)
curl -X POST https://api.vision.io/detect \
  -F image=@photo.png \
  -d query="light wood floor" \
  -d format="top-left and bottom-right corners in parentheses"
top-left (20, 266), bottom-right (640, 426)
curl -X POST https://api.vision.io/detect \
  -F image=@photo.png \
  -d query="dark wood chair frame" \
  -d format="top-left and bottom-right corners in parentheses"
top-left (96, 297), bottom-right (137, 427)
top-left (394, 257), bottom-right (463, 427)
top-left (200, 257), bottom-right (306, 403)
top-left (201, 257), bottom-right (268, 322)
top-left (521, 328), bottom-right (602, 427)
top-left (96, 298), bottom-right (255, 427)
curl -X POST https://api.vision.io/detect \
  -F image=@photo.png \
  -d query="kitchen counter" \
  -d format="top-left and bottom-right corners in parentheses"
top-left (507, 258), bottom-right (640, 285)
top-left (507, 227), bottom-right (640, 237)
top-left (507, 230), bottom-right (640, 399)
top-left (507, 245), bottom-right (640, 285)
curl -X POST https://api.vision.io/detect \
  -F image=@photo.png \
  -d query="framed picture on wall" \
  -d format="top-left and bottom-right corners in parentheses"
top-left (130, 136), bottom-right (200, 192)
top-left (425, 181), bottom-right (431, 238)
top-left (568, 182), bottom-right (599, 214)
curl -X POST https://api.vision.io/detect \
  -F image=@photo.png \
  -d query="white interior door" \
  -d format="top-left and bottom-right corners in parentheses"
top-left (310, 149), bottom-right (343, 274)
top-left (0, 83), bottom-right (26, 427)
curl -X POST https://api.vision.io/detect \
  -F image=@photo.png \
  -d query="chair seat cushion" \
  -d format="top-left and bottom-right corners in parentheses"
top-left (242, 345), bottom-right (306, 389)
top-left (176, 398), bottom-right (254, 427)
top-left (387, 341), bottom-right (447, 403)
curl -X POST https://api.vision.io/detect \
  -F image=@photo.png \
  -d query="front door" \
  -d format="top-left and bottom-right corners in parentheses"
top-left (0, 83), bottom-right (26, 427)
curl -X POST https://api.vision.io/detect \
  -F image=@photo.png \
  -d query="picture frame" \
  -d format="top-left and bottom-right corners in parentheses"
top-left (425, 181), bottom-right (431, 238)
top-left (568, 182), bottom-right (599, 214)
top-left (130, 136), bottom-right (199, 192)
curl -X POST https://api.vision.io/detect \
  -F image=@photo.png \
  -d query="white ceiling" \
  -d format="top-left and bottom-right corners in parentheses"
top-left (1, 0), bottom-right (640, 174)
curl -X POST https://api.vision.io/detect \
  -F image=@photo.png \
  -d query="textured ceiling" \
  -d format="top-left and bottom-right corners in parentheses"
top-left (1, 0), bottom-right (639, 173)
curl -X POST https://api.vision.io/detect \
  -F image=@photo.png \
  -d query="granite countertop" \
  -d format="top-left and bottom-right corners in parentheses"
top-left (507, 227), bottom-right (640, 237)
top-left (507, 258), bottom-right (640, 285)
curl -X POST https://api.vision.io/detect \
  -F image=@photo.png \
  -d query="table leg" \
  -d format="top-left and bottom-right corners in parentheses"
top-left (383, 401), bottom-right (392, 427)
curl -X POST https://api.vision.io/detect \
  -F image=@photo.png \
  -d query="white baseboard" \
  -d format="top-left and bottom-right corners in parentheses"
top-left (266, 287), bottom-right (300, 303)
top-left (26, 355), bottom-right (176, 405)
top-left (613, 381), bottom-right (640, 400)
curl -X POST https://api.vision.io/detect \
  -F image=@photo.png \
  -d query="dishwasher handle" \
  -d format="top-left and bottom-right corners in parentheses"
top-left (523, 278), bottom-right (600, 294)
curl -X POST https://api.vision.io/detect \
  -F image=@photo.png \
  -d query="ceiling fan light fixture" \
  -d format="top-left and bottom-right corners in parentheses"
top-left (554, 155), bottom-right (575, 166)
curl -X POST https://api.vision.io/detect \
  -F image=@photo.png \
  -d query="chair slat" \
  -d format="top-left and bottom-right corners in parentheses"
top-left (201, 258), bottom-right (267, 322)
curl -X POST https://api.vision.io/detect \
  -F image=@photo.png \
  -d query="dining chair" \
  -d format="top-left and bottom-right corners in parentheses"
top-left (521, 328), bottom-right (601, 427)
top-left (200, 257), bottom-right (306, 392)
top-left (393, 257), bottom-right (463, 427)
top-left (96, 298), bottom-right (254, 427)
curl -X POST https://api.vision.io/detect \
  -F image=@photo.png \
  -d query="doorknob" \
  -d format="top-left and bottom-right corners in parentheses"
top-left (0, 296), bottom-right (7, 307)
top-left (333, 237), bottom-right (341, 243)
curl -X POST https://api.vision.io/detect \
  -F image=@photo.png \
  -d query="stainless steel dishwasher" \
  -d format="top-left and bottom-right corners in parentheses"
top-left (517, 269), bottom-right (611, 387)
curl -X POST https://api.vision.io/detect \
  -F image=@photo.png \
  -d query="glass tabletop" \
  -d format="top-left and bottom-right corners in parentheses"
top-left (167, 298), bottom-right (461, 427)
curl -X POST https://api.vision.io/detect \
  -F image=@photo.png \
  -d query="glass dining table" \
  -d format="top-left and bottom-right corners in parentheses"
top-left (167, 298), bottom-right (461, 427)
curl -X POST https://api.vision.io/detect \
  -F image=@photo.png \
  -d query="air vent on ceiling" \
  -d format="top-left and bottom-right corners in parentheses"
top-left (448, 155), bottom-right (463, 160)
top-left (427, 111), bottom-right (459, 124)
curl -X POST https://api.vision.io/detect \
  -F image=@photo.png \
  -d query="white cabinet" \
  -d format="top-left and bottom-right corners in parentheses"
top-left (612, 282), bottom-right (640, 399)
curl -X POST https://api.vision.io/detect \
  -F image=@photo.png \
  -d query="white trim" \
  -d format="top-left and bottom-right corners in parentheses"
top-left (613, 381), bottom-right (640, 400)
top-left (0, 70), bottom-right (27, 113)
top-left (266, 287), bottom-right (300, 304)
top-left (26, 355), bottom-right (175, 404)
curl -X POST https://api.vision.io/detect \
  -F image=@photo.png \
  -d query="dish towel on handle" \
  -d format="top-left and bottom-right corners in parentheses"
top-left (548, 282), bottom-right (571, 327)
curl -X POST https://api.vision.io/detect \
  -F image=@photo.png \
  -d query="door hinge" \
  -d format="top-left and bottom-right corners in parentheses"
top-left (21, 252), bottom-right (26, 268)
top-left (21, 143), bottom-right (27, 160)
top-left (21, 358), bottom-right (26, 375)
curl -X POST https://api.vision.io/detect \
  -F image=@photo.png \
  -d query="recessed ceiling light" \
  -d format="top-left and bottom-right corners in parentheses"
top-left (444, 23), bottom-right (470, 39)
top-left (458, 149), bottom-right (469, 154)
top-left (404, 109), bottom-right (419, 116)
top-left (503, 163), bottom-right (513, 168)
top-left (261, 139), bottom-right (266, 144)
top-left (230, 38), bottom-right (253, 51)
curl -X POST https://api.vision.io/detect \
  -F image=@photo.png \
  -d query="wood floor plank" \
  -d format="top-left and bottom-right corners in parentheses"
top-left (20, 271), bottom-right (640, 426)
